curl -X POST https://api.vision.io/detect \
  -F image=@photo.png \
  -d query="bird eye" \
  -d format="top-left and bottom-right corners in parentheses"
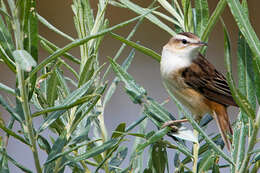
top-left (182, 39), bottom-right (188, 44)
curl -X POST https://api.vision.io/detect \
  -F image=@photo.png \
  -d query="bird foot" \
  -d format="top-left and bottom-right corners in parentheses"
top-left (162, 119), bottom-right (188, 132)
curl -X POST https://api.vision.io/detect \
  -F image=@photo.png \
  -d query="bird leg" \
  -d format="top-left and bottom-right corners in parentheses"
top-left (161, 119), bottom-right (188, 129)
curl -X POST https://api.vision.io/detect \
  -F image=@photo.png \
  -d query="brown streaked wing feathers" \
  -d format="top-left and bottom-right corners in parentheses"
top-left (181, 54), bottom-right (237, 107)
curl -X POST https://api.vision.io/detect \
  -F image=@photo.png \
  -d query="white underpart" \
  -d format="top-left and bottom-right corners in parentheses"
top-left (160, 45), bottom-right (210, 118)
top-left (160, 47), bottom-right (197, 78)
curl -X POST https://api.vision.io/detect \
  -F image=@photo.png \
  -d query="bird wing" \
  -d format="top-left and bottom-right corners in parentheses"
top-left (181, 53), bottom-right (237, 107)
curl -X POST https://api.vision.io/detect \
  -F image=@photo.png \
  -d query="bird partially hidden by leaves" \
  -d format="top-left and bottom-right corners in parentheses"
top-left (160, 32), bottom-right (238, 151)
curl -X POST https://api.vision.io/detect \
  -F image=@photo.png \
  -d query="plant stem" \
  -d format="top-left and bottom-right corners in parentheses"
top-left (17, 65), bottom-right (42, 173)
top-left (239, 108), bottom-right (260, 173)
top-left (193, 129), bottom-right (199, 173)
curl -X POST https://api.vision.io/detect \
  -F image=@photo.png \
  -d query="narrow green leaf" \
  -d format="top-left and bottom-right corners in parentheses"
top-left (102, 15), bottom-right (144, 82)
top-left (83, 0), bottom-right (94, 32)
top-left (136, 128), bottom-right (169, 154)
top-left (150, 142), bottom-right (168, 173)
top-left (0, 44), bottom-right (16, 72)
top-left (125, 114), bottom-right (146, 132)
top-left (237, 32), bottom-right (256, 110)
top-left (0, 83), bottom-right (15, 95)
top-left (231, 115), bottom-right (240, 172)
top-left (13, 50), bottom-right (37, 72)
top-left (23, 0), bottom-right (38, 99)
top-left (109, 58), bottom-right (146, 104)
top-left (234, 1), bottom-right (253, 167)
top-left (103, 48), bottom-right (135, 107)
top-left (45, 139), bottom-right (101, 165)
top-left (37, 135), bottom-right (51, 154)
top-left (0, 149), bottom-right (9, 173)
top-left (235, 120), bottom-right (247, 170)
top-left (182, 0), bottom-right (193, 32)
top-left (119, 0), bottom-right (176, 35)
top-left (253, 153), bottom-right (260, 163)
top-left (109, 146), bottom-right (128, 171)
top-left (152, 11), bottom-right (181, 28)
top-left (110, 32), bottom-right (161, 62)
top-left (129, 118), bottom-right (147, 172)
top-left (182, 134), bottom-right (222, 165)
top-left (29, 10), bottom-right (155, 80)
top-left (222, 21), bottom-right (255, 120)
top-left (112, 123), bottom-right (126, 138)
top-left (143, 104), bottom-right (161, 128)
top-left (146, 98), bottom-right (175, 123)
top-left (0, 95), bottom-right (23, 122)
top-left (47, 70), bottom-right (58, 106)
top-left (0, 150), bottom-right (33, 173)
top-left (71, 139), bottom-right (118, 163)
top-left (0, 2), bottom-right (11, 20)
top-left (195, 0), bottom-right (209, 36)
top-left (198, 150), bottom-right (216, 172)
top-left (78, 56), bottom-right (95, 87)
top-left (0, 14), bottom-right (14, 55)
top-left (0, 119), bottom-right (30, 146)
top-left (55, 68), bottom-right (70, 96)
top-left (69, 118), bottom-right (92, 145)
top-left (94, 138), bottom-right (125, 173)
top-left (23, 0), bottom-right (38, 60)
top-left (212, 158), bottom-right (220, 173)
top-left (174, 152), bottom-right (180, 168)
top-left (253, 55), bottom-right (260, 105)
top-left (199, 114), bottom-right (213, 127)
top-left (200, 0), bottom-right (227, 54)
top-left (37, 13), bottom-right (74, 42)
top-left (174, 141), bottom-right (193, 159)
top-left (44, 133), bottom-right (67, 172)
top-left (14, 90), bottom-right (25, 122)
top-left (226, 0), bottom-right (260, 67)
top-left (69, 84), bottom-right (107, 134)
top-left (126, 133), bottom-right (146, 138)
top-left (109, 1), bottom-right (126, 8)
top-left (157, 0), bottom-right (184, 30)
top-left (38, 77), bottom-right (95, 133)
top-left (39, 35), bottom-right (80, 64)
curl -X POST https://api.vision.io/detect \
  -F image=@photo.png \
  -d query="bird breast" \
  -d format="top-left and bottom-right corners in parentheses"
top-left (160, 48), bottom-right (211, 119)
top-left (160, 47), bottom-right (192, 78)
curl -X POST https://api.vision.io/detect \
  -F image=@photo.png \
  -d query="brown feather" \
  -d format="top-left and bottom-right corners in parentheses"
top-left (181, 53), bottom-right (238, 107)
top-left (209, 101), bottom-right (233, 151)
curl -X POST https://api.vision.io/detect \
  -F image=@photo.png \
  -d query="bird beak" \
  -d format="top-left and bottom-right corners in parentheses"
top-left (196, 41), bottom-right (208, 47)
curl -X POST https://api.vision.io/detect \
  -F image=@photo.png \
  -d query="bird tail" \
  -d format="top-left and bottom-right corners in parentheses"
top-left (211, 103), bottom-right (233, 151)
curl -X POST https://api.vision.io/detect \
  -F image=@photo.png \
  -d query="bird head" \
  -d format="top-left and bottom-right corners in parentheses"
top-left (163, 32), bottom-right (207, 57)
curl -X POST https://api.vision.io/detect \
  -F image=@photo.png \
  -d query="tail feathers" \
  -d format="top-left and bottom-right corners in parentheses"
top-left (212, 105), bottom-right (232, 151)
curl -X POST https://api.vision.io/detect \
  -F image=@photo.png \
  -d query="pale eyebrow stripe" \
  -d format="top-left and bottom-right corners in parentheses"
top-left (175, 35), bottom-right (195, 43)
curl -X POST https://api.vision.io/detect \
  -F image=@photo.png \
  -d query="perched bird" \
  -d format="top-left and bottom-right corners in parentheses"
top-left (160, 32), bottom-right (237, 150)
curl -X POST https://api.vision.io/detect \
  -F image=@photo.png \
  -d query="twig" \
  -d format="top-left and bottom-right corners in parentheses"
top-left (193, 129), bottom-right (199, 173)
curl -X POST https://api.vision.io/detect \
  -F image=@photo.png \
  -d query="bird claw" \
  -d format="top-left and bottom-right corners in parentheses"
top-left (162, 119), bottom-right (188, 132)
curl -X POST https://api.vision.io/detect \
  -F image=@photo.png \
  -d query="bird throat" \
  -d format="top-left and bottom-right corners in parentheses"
top-left (160, 48), bottom-right (198, 79)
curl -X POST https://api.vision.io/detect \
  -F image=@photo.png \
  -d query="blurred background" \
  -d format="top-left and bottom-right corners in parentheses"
top-left (0, 0), bottom-right (259, 172)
